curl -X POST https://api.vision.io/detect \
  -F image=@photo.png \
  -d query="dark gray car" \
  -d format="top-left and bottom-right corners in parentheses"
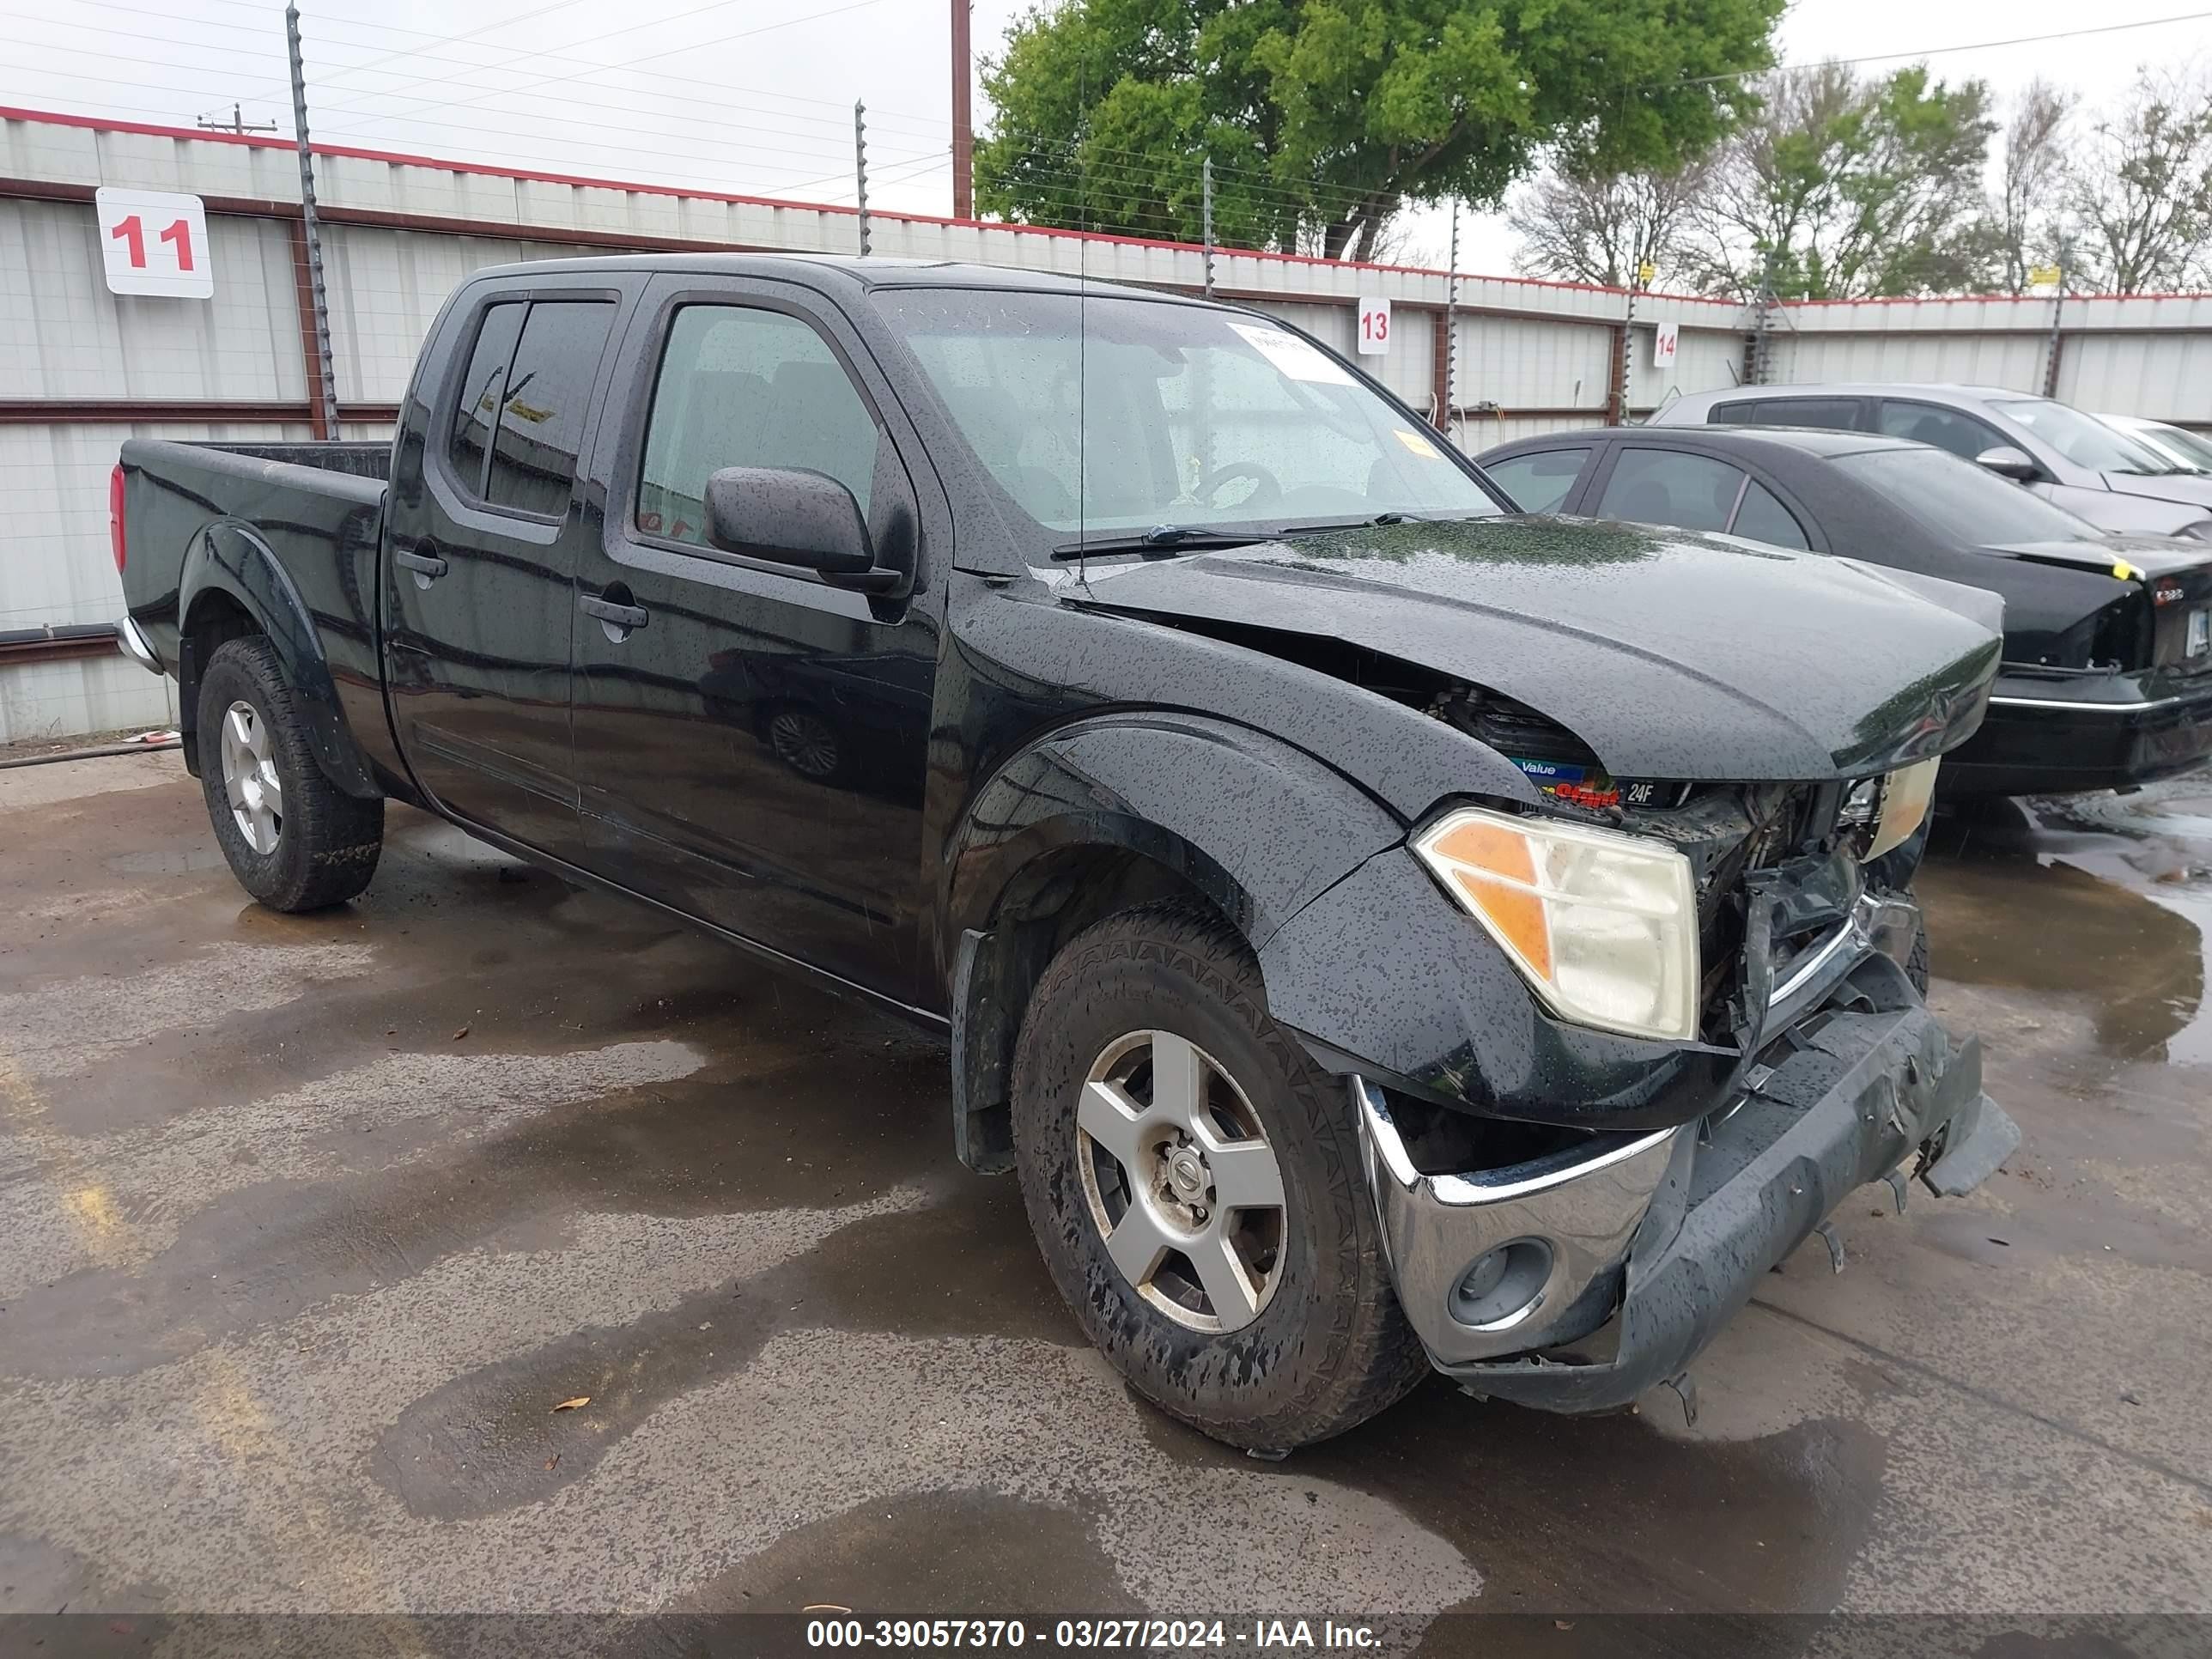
top-left (1477, 424), bottom-right (2212, 796)
top-left (1649, 382), bottom-right (2212, 541)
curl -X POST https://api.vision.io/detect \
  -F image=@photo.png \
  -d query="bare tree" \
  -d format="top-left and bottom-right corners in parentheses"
top-left (1508, 157), bottom-right (1705, 288)
top-left (2063, 64), bottom-right (2212, 294)
top-left (1993, 80), bottom-right (2075, 294)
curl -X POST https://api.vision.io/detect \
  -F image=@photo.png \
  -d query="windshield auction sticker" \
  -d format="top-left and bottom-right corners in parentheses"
top-left (1227, 321), bottom-right (1357, 386)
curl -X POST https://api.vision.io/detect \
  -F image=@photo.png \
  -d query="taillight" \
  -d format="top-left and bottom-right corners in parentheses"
top-left (109, 464), bottom-right (127, 574)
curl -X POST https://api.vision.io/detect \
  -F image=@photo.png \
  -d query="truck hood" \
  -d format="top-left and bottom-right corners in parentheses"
top-left (1070, 516), bottom-right (2002, 781)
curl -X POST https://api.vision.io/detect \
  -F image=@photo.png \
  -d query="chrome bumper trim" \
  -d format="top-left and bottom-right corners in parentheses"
top-left (1765, 890), bottom-right (1919, 1030)
top-left (115, 615), bottom-right (163, 676)
top-left (1987, 692), bottom-right (2188, 713)
top-left (1353, 1078), bottom-right (1679, 1366)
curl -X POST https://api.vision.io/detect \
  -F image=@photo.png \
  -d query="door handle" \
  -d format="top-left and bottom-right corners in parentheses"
top-left (393, 547), bottom-right (448, 584)
top-left (579, 591), bottom-right (649, 632)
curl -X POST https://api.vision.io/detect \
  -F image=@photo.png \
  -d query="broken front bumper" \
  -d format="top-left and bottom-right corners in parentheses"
top-left (1354, 966), bottom-right (2020, 1413)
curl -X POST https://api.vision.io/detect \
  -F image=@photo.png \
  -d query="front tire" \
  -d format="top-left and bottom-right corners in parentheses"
top-left (197, 636), bottom-right (383, 912)
top-left (1010, 902), bottom-right (1426, 1450)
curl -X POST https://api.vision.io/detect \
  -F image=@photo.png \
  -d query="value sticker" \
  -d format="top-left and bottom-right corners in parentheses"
top-left (1228, 320), bottom-right (1356, 386)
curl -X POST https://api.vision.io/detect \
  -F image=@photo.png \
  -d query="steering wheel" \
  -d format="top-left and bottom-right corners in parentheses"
top-left (1195, 461), bottom-right (1284, 514)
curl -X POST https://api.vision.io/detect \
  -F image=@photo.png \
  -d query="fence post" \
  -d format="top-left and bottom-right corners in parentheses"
top-left (854, 100), bottom-right (872, 257)
top-left (1616, 276), bottom-right (1639, 425)
top-left (2042, 257), bottom-right (2067, 398)
top-left (1749, 252), bottom-right (1777, 387)
top-left (283, 3), bottom-right (339, 440)
top-left (1201, 157), bottom-right (1215, 298)
top-left (1437, 198), bottom-right (1459, 437)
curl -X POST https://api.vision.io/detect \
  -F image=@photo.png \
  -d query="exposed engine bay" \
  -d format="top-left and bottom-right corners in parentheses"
top-left (1422, 681), bottom-right (1936, 1044)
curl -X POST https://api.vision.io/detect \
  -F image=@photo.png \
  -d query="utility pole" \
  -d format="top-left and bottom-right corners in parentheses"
top-left (198, 102), bottom-right (278, 137)
top-left (283, 4), bottom-right (339, 440)
top-left (1200, 158), bottom-right (1215, 298)
top-left (854, 100), bottom-right (872, 257)
top-left (950, 0), bottom-right (974, 219)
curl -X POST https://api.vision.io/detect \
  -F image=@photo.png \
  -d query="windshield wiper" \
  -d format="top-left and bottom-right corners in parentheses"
top-left (1049, 525), bottom-right (1267, 559)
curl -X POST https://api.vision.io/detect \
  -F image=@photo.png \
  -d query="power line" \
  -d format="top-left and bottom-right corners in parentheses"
top-left (1661, 8), bottom-right (2212, 88)
top-left (52, 0), bottom-right (945, 134)
top-left (313, 0), bottom-right (896, 130)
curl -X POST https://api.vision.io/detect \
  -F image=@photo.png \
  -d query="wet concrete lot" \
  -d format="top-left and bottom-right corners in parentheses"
top-left (3, 752), bottom-right (2209, 1639)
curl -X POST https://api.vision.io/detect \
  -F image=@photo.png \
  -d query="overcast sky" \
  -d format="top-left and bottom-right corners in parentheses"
top-left (3, 0), bottom-right (2203, 278)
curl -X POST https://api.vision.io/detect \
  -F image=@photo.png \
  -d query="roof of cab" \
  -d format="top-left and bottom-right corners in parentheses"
top-left (1483, 423), bottom-right (1920, 462)
top-left (460, 252), bottom-right (1199, 302)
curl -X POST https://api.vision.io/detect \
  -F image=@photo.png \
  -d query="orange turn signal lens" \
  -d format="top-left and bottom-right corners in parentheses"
top-left (1425, 817), bottom-right (1553, 981)
top-left (1412, 805), bottom-right (1699, 1042)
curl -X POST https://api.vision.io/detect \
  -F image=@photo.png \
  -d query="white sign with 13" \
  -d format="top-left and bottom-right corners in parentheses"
top-left (1356, 296), bottom-right (1391, 356)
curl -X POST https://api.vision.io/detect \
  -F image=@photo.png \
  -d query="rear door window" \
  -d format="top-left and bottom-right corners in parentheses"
top-left (447, 301), bottom-right (526, 498)
top-left (1745, 398), bottom-right (1863, 431)
top-left (1596, 448), bottom-right (1748, 534)
top-left (1875, 400), bottom-right (2006, 465)
top-left (1729, 480), bottom-right (1809, 550)
top-left (486, 301), bottom-right (618, 518)
top-left (1484, 447), bottom-right (1589, 514)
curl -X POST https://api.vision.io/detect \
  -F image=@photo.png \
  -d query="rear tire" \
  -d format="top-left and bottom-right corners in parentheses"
top-left (197, 636), bottom-right (383, 912)
top-left (1010, 902), bottom-right (1427, 1450)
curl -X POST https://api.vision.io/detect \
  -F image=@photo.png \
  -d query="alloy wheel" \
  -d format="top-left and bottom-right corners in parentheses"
top-left (1076, 1029), bottom-right (1287, 1333)
top-left (218, 700), bottom-right (283, 854)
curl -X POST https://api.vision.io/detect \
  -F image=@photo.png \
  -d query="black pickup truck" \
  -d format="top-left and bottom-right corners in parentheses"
top-left (112, 254), bottom-right (2020, 1450)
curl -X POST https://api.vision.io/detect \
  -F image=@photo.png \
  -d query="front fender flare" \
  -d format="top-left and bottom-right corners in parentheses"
top-left (944, 712), bottom-right (1407, 960)
top-left (939, 712), bottom-right (1408, 1171)
top-left (180, 520), bottom-right (380, 799)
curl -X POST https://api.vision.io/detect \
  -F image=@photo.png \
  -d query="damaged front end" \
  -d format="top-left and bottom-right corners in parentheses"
top-left (1342, 755), bottom-right (2020, 1411)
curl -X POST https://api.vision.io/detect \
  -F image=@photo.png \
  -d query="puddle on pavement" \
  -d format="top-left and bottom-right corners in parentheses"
top-left (1133, 1382), bottom-right (1896, 1620)
top-left (1919, 784), bottom-right (2212, 1066)
top-left (672, 1490), bottom-right (1125, 1613)
top-left (370, 1183), bottom-right (1066, 1522)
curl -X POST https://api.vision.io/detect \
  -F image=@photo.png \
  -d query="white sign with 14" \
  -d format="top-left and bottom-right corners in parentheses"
top-left (95, 187), bottom-right (214, 300)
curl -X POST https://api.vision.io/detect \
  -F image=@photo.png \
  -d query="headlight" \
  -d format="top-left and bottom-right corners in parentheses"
top-left (1412, 805), bottom-right (1700, 1042)
top-left (1867, 758), bottom-right (1940, 860)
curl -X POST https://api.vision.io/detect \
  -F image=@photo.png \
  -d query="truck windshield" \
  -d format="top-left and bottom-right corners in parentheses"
top-left (877, 288), bottom-right (1504, 544)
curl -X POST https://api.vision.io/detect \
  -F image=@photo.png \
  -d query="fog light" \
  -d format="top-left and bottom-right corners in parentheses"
top-left (1448, 1238), bottom-right (1553, 1329)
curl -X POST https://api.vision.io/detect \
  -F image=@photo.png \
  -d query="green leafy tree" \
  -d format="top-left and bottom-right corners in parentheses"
top-left (1677, 62), bottom-right (1999, 300)
top-left (975, 0), bottom-right (1786, 259)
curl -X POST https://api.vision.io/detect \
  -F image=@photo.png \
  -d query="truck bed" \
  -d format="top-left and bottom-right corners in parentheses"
top-left (117, 436), bottom-right (395, 793)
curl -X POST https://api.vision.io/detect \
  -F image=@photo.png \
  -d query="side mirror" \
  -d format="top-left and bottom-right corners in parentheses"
top-left (1974, 445), bottom-right (2039, 483)
top-left (704, 466), bottom-right (873, 576)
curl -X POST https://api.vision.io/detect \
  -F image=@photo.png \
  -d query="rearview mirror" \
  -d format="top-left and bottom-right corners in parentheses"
top-left (1974, 445), bottom-right (2039, 483)
top-left (704, 466), bottom-right (873, 576)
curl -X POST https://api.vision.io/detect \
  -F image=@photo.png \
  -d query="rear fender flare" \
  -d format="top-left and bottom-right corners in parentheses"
top-left (179, 520), bottom-right (380, 799)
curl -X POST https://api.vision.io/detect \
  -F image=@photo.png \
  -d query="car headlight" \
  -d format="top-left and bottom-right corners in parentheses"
top-left (1412, 805), bottom-right (1700, 1042)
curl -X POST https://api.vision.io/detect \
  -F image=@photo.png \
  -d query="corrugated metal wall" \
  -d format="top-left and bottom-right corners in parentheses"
top-left (4, 107), bottom-right (2211, 740)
